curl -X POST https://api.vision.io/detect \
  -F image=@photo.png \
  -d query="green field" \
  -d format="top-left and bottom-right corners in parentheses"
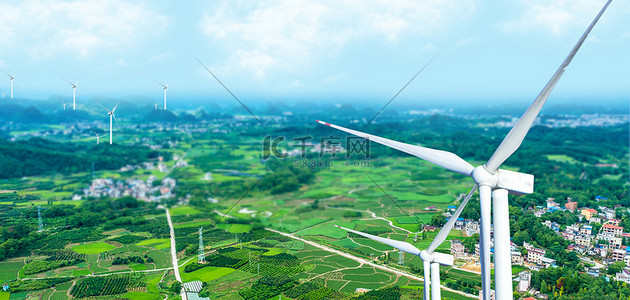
top-left (173, 220), bottom-right (214, 229)
top-left (136, 239), bottom-right (171, 250)
top-left (123, 292), bottom-right (161, 300)
top-left (546, 154), bottom-right (578, 164)
top-left (170, 206), bottom-right (202, 216)
top-left (182, 266), bottom-right (235, 282)
top-left (0, 292), bottom-right (9, 300)
top-left (0, 260), bottom-right (24, 282)
top-left (215, 223), bottom-right (252, 233)
top-left (72, 269), bottom-right (92, 276)
top-left (72, 242), bottom-right (117, 254)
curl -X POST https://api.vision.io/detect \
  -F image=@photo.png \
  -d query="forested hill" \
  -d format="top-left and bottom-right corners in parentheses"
top-left (0, 138), bottom-right (163, 179)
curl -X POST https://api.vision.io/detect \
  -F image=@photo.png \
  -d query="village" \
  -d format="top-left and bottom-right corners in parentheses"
top-left (441, 196), bottom-right (630, 295)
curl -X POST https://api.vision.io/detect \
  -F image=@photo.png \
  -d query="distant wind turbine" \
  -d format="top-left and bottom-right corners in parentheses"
top-left (155, 80), bottom-right (169, 110)
top-left (92, 130), bottom-right (102, 144)
top-left (3, 72), bottom-right (15, 99)
top-left (63, 79), bottom-right (79, 110)
top-left (98, 102), bottom-right (120, 145)
top-left (154, 101), bottom-right (159, 110)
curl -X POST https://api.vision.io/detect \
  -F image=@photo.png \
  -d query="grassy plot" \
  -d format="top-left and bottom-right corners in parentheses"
top-left (72, 242), bottom-right (117, 254)
top-left (72, 269), bottom-right (92, 276)
top-left (136, 239), bottom-right (171, 250)
top-left (0, 292), bottom-right (8, 300)
top-left (0, 259), bottom-right (24, 282)
top-left (214, 223), bottom-right (252, 233)
top-left (170, 206), bottom-right (202, 216)
top-left (546, 154), bottom-right (579, 164)
top-left (173, 220), bottom-right (214, 229)
top-left (123, 292), bottom-right (162, 300)
top-left (181, 266), bottom-right (235, 282)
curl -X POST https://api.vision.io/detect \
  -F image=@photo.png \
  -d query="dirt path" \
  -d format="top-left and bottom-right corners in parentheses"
top-left (161, 206), bottom-right (187, 300)
top-left (324, 205), bottom-right (412, 234)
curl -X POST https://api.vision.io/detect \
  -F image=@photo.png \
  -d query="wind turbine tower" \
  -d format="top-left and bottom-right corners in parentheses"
top-left (98, 102), bottom-right (120, 145)
top-left (155, 80), bottom-right (169, 110)
top-left (3, 72), bottom-right (15, 99)
top-left (320, 2), bottom-right (611, 299)
top-left (198, 227), bottom-right (206, 263)
top-left (92, 130), bottom-right (102, 144)
top-left (37, 206), bottom-right (43, 233)
top-left (64, 79), bottom-right (79, 110)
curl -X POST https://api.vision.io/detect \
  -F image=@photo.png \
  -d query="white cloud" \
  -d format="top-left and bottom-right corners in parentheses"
top-left (0, 0), bottom-right (168, 60)
top-left (456, 36), bottom-right (478, 47)
top-left (501, 0), bottom-right (604, 35)
top-left (149, 53), bottom-right (170, 62)
top-left (200, 0), bottom-right (475, 78)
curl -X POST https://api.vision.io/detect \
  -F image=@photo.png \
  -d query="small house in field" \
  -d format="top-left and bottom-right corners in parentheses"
top-left (425, 206), bottom-right (437, 211)
top-left (424, 225), bottom-right (436, 232)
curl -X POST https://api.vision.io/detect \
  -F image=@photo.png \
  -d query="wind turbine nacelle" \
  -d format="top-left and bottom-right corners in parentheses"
top-left (497, 169), bottom-right (534, 195)
top-left (433, 252), bottom-right (454, 266)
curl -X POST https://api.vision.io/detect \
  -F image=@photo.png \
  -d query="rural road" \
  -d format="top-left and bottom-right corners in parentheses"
top-left (162, 206), bottom-right (187, 300)
top-left (265, 228), bottom-right (475, 298)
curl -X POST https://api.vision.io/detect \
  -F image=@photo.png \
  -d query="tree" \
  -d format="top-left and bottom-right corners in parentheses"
top-left (541, 279), bottom-right (548, 294)
top-left (431, 215), bottom-right (446, 227)
top-left (607, 261), bottom-right (625, 275)
top-left (170, 281), bottom-right (182, 293)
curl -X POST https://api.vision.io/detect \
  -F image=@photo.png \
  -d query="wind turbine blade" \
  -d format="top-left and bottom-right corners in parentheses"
top-left (334, 225), bottom-right (421, 256)
top-left (97, 102), bottom-right (112, 113)
top-left (112, 102), bottom-right (119, 113)
top-left (427, 184), bottom-right (478, 254)
top-left (317, 120), bottom-right (474, 176)
top-left (154, 80), bottom-right (166, 89)
top-left (485, 0), bottom-right (612, 172)
top-left (63, 78), bottom-right (75, 87)
top-left (112, 114), bottom-right (122, 134)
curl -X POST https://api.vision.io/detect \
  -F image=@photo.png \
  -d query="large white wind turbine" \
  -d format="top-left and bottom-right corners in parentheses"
top-left (3, 72), bottom-right (15, 99)
top-left (318, 1), bottom-right (611, 299)
top-left (98, 102), bottom-right (120, 145)
top-left (64, 79), bottom-right (79, 110)
top-left (155, 80), bottom-right (169, 110)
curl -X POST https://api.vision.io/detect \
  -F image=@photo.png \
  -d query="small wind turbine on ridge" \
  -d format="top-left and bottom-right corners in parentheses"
top-left (98, 102), bottom-right (120, 145)
top-left (3, 72), bottom-right (15, 99)
top-left (155, 80), bottom-right (169, 110)
top-left (92, 130), bottom-right (104, 145)
top-left (63, 78), bottom-right (79, 110)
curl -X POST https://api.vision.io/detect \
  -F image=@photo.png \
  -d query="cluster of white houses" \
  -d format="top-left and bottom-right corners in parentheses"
top-left (449, 196), bottom-right (630, 285)
top-left (80, 176), bottom-right (176, 202)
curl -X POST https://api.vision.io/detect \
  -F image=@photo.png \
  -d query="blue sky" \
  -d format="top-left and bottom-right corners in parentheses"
top-left (0, 0), bottom-right (627, 106)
